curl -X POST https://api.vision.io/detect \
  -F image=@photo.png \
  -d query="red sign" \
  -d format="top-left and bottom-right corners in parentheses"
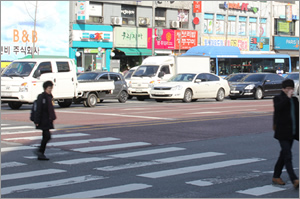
top-left (175, 30), bottom-right (198, 50)
top-left (147, 28), bottom-right (175, 49)
top-left (193, 1), bottom-right (202, 13)
top-left (193, 17), bottom-right (200, 25)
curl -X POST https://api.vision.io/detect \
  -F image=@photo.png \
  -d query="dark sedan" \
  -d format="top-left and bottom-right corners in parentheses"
top-left (229, 73), bottom-right (284, 100)
top-left (77, 71), bottom-right (128, 103)
top-left (225, 73), bottom-right (249, 86)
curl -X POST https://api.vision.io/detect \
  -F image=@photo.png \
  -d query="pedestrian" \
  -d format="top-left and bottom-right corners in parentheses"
top-left (33, 81), bottom-right (56, 160)
top-left (272, 78), bottom-right (299, 189)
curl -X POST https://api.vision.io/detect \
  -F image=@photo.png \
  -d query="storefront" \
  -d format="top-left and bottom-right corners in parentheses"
top-left (112, 27), bottom-right (152, 72)
top-left (69, 24), bottom-right (113, 72)
top-left (274, 36), bottom-right (299, 71)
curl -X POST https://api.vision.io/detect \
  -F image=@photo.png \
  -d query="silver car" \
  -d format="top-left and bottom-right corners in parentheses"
top-left (285, 72), bottom-right (299, 96)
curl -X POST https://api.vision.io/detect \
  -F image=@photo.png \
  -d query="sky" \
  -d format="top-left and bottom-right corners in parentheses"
top-left (1, 1), bottom-right (69, 60)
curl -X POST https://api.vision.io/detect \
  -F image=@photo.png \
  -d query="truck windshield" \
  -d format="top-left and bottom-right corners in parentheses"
top-left (132, 65), bottom-right (159, 77)
top-left (168, 74), bottom-right (196, 82)
top-left (2, 62), bottom-right (36, 77)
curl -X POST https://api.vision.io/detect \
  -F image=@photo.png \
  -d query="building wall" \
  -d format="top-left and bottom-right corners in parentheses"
top-left (103, 3), bottom-right (122, 24)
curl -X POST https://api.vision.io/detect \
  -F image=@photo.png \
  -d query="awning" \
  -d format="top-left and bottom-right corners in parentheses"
top-left (116, 48), bottom-right (153, 56)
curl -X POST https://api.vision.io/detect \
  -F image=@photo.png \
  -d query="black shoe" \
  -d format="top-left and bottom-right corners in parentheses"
top-left (38, 154), bottom-right (49, 161)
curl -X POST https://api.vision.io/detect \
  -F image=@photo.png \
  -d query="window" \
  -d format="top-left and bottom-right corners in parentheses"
top-left (177, 10), bottom-right (189, 29)
top-left (207, 74), bottom-right (219, 81)
top-left (227, 16), bottom-right (236, 35)
top-left (253, 58), bottom-right (264, 73)
top-left (196, 74), bottom-right (208, 81)
top-left (57, 62), bottom-right (70, 72)
top-left (155, 8), bottom-right (166, 27)
top-left (275, 19), bottom-right (295, 36)
top-left (249, 17), bottom-right (257, 36)
top-left (267, 74), bottom-right (284, 81)
top-left (121, 5), bottom-right (136, 25)
top-left (99, 74), bottom-right (109, 80)
top-left (160, 65), bottom-right (170, 74)
top-left (216, 15), bottom-right (225, 35)
top-left (204, 13), bottom-right (213, 34)
top-left (259, 18), bottom-right (267, 37)
top-left (110, 74), bottom-right (121, 81)
top-left (238, 16), bottom-right (246, 36)
top-left (86, 2), bottom-right (103, 24)
top-left (37, 62), bottom-right (52, 74)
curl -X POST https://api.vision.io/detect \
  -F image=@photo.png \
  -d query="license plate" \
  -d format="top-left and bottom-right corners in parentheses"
top-left (136, 89), bottom-right (143, 92)
top-left (231, 91), bottom-right (239, 94)
top-left (155, 92), bottom-right (165, 95)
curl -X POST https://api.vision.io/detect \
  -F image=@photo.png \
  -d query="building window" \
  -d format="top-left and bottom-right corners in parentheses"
top-left (155, 8), bottom-right (166, 27)
top-left (216, 14), bottom-right (225, 35)
top-left (275, 19), bottom-right (295, 36)
top-left (121, 5), bottom-right (136, 25)
top-left (204, 13), bottom-right (213, 34)
top-left (177, 9), bottom-right (189, 29)
top-left (227, 15), bottom-right (236, 35)
top-left (249, 17), bottom-right (257, 36)
top-left (85, 2), bottom-right (103, 24)
top-left (238, 16), bottom-right (246, 36)
top-left (259, 18), bottom-right (267, 37)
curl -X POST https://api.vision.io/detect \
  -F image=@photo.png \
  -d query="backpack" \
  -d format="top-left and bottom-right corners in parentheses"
top-left (30, 100), bottom-right (37, 122)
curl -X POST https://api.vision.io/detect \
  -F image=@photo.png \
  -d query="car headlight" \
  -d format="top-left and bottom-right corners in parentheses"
top-left (128, 81), bottom-right (132, 88)
top-left (245, 84), bottom-right (255, 90)
top-left (171, 85), bottom-right (183, 91)
top-left (19, 82), bottom-right (28, 92)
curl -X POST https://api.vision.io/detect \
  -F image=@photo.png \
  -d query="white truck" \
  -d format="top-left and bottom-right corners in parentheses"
top-left (1, 58), bottom-right (114, 109)
top-left (128, 55), bottom-right (211, 101)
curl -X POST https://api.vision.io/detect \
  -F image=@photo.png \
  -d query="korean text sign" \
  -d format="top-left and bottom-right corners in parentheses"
top-left (147, 28), bottom-right (175, 49)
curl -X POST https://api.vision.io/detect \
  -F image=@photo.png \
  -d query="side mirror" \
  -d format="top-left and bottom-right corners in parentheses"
top-left (33, 70), bottom-right (41, 78)
top-left (195, 79), bottom-right (202, 83)
top-left (158, 71), bottom-right (165, 78)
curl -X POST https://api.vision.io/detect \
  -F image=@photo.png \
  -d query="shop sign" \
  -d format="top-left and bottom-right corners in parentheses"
top-left (114, 27), bottom-right (147, 48)
top-left (147, 28), bottom-right (175, 49)
top-left (285, 5), bottom-right (292, 22)
top-left (193, 1), bottom-right (202, 13)
top-left (219, 2), bottom-right (259, 13)
top-left (249, 37), bottom-right (270, 51)
top-left (274, 36), bottom-right (299, 50)
top-left (72, 30), bottom-right (113, 42)
top-left (201, 36), bottom-right (249, 51)
top-left (175, 30), bottom-right (198, 49)
top-left (77, 1), bottom-right (89, 20)
top-left (1, 45), bottom-right (40, 56)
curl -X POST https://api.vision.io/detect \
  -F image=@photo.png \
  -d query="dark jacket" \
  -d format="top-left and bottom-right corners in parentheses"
top-left (273, 91), bottom-right (299, 141)
top-left (34, 92), bottom-right (56, 130)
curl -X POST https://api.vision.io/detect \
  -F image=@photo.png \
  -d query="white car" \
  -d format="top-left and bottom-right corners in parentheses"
top-left (150, 73), bottom-right (230, 102)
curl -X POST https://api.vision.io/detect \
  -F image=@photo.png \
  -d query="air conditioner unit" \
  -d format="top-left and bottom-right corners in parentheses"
top-left (170, 21), bottom-right (179, 28)
top-left (138, 17), bottom-right (150, 26)
top-left (111, 17), bottom-right (122, 25)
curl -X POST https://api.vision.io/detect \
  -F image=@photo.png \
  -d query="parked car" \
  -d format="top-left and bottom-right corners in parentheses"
top-left (150, 73), bottom-right (230, 102)
top-left (229, 73), bottom-right (284, 100)
top-left (124, 66), bottom-right (139, 99)
top-left (77, 71), bottom-right (128, 103)
top-left (285, 72), bottom-right (299, 96)
top-left (225, 73), bottom-right (249, 86)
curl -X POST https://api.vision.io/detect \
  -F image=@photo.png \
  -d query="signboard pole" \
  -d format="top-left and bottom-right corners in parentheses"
top-left (32, 1), bottom-right (38, 58)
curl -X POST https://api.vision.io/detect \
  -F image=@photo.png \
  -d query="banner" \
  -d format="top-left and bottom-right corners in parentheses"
top-left (147, 28), bottom-right (175, 49)
top-left (114, 27), bottom-right (147, 48)
top-left (201, 36), bottom-right (249, 51)
top-left (175, 30), bottom-right (198, 49)
top-left (193, 1), bottom-right (202, 13)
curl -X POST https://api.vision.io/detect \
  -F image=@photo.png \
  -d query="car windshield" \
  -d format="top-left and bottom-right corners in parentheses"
top-left (286, 74), bottom-right (299, 81)
top-left (77, 73), bottom-right (99, 80)
top-left (2, 62), bottom-right (36, 77)
top-left (124, 69), bottom-right (135, 79)
top-left (241, 74), bottom-right (266, 82)
top-left (168, 74), bottom-right (196, 82)
top-left (132, 65), bottom-right (159, 77)
top-left (226, 74), bottom-right (248, 82)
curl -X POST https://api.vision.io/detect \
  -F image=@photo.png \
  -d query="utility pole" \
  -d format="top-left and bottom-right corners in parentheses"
top-left (32, 1), bottom-right (38, 58)
top-left (269, 1), bottom-right (273, 51)
top-left (225, 1), bottom-right (229, 46)
top-left (258, 1), bottom-right (262, 51)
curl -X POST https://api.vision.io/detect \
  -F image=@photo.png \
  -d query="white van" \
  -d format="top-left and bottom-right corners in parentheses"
top-left (1, 58), bottom-right (114, 109)
top-left (128, 56), bottom-right (210, 101)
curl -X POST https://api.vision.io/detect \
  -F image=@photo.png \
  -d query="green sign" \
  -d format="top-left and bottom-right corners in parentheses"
top-left (278, 21), bottom-right (289, 33)
top-left (114, 27), bottom-right (147, 48)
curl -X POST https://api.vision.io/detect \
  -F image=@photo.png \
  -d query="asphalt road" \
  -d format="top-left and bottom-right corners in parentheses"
top-left (1, 97), bottom-right (299, 198)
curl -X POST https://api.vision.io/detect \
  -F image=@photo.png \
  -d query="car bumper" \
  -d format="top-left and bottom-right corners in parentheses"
top-left (150, 90), bottom-right (184, 99)
top-left (229, 89), bottom-right (254, 97)
top-left (128, 87), bottom-right (150, 96)
top-left (1, 92), bottom-right (32, 103)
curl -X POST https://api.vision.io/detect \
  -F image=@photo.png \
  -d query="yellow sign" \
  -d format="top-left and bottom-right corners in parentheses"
top-left (1, 61), bottom-right (12, 68)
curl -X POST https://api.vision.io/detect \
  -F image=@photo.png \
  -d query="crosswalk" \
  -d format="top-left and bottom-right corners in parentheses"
top-left (1, 123), bottom-right (298, 198)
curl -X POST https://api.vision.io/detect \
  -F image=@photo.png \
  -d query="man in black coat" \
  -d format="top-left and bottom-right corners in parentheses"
top-left (34, 81), bottom-right (56, 160)
top-left (272, 79), bottom-right (299, 189)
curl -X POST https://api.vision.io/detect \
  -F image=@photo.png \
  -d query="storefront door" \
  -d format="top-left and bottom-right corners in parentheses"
top-left (84, 54), bottom-right (97, 71)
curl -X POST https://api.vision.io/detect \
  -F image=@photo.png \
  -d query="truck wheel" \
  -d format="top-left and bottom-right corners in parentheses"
top-left (8, 102), bottom-right (22, 110)
top-left (118, 91), bottom-right (128, 103)
top-left (58, 99), bottom-right (72, 108)
top-left (254, 88), bottom-right (263, 100)
top-left (83, 100), bottom-right (88, 107)
top-left (216, 88), bottom-right (225, 101)
top-left (137, 96), bottom-right (145, 101)
top-left (183, 89), bottom-right (192, 103)
top-left (86, 93), bottom-right (97, 107)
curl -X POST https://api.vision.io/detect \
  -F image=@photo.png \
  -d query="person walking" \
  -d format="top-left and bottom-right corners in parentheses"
top-left (33, 81), bottom-right (56, 160)
top-left (272, 79), bottom-right (299, 189)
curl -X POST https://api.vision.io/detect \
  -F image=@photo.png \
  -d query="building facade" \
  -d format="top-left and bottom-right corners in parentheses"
top-left (69, 1), bottom-right (299, 72)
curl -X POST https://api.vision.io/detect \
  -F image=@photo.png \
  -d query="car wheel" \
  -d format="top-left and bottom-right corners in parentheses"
top-left (216, 88), bottom-right (225, 101)
top-left (155, 99), bottom-right (164, 102)
top-left (254, 87), bottom-right (263, 100)
top-left (118, 91), bottom-right (128, 103)
top-left (8, 102), bottom-right (22, 110)
top-left (86, 93), bottom-right (97, 107)
top-left (137, 96), bottom-right (145, 101)
top-left (58, 99), bottom-right (72, 108)
top-left (183, 89), bottom-right (192, 103)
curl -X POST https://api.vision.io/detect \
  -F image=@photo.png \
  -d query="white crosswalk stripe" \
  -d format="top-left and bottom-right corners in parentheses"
top-left (1, 175), bottom-right (106, 195)
top-left (2, 129), bottom-right (57, 135)
top-left (54, 157), bottom-right (113, 165)
top-left (50, 183), bottom-right (152, 198)
top-left (1, 169), bottom-right (66, 181)
top-left (1, 146), bottom-right (35, 152)
top-left (96, 152), bottom-right (225, 171)
top-left (1, 124), bottom-right (10, 126)
top-left (1, 162), bottom-right (27, 169)
top-left (236, 185), bottom-right (287, 196)
top-left (1, 126), bottom-right (35, 130)
top-left (71, 142), bottom-right (151, 152)
top-left (3, 133), bottom-right (89, 141)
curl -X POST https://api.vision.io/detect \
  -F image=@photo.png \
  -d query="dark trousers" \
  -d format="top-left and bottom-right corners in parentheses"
top-left (273, 139), bottom-right (298, 182)
top-left (39, 129), bottom-right (51, 154)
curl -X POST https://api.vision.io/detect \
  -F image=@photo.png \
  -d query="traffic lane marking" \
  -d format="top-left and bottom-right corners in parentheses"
top-left (236, 185), bottom-right (287, 196)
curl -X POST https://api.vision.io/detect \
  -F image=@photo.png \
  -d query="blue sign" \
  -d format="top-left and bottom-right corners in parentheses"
top-left (249, 37), bottom-right (270, 51)
top-left (274, 36), bottom-right (299, 50)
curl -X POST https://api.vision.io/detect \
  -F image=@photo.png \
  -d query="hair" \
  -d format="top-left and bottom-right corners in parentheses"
top-left (282, 79), bottom-right (294, 88)
top-left (43, 81), bottom-right (54, 90)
